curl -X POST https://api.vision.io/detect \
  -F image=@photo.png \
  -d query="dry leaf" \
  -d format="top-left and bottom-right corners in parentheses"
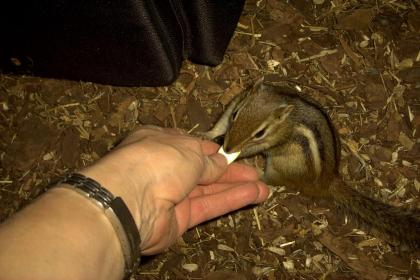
top-left (282, 260), bottom-right (295, 272)
top-left (182, 263), bottom-right (198, 272)
top-left (266, 246), bottom-right (286, 256)
top-left (219, 82), bottom-right (243, 105)
top-left (217, 244), bottom-right (236, 252)
top-left (337, 8), bottom-right (375, 30)
top-left (398, 132), bottom-right (414, 150)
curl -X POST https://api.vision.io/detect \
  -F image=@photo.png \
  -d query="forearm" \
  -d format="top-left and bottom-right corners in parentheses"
top-left (0, 187), bottom-right (125, 280)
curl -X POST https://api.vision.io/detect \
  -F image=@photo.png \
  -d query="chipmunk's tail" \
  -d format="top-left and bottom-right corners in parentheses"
top-left (328, 178), bottom-right (420, 250)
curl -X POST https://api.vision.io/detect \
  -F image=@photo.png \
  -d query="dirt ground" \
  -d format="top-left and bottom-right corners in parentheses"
top-left (1, 0), bottom-right (419, 279)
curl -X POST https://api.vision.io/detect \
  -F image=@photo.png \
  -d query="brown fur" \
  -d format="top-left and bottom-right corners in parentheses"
top-left (204, 83), bottom-right (420, 250)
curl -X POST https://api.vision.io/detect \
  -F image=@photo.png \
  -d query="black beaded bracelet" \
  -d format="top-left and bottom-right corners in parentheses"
top-left (59, 173), bottom-right (141, 280)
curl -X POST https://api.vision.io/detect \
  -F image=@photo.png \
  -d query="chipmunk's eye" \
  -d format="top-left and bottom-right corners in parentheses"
top-left (253, 128), bottom-right (266, 139)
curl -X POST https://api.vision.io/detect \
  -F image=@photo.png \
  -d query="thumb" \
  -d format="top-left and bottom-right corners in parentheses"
top-left (198, 153), bottom-right (228, 185)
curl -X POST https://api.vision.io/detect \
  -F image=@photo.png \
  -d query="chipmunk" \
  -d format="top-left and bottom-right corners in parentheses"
top-left (202, 82), bottom-right (420, 249)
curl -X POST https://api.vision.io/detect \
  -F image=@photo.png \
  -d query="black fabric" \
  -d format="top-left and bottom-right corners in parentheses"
top-left (183, 0), bottom-right (245, 66)
top-left (0, 0), bottom-right (244, 86)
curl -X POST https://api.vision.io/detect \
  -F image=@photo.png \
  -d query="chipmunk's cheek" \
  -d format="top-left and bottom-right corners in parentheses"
top-left (218, 146), bottom-right (241, 164)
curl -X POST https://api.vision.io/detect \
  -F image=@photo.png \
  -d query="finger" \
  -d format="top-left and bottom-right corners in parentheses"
top-left (217, 163), bottom-right (259, 182)
top-left (191, 181), bottom-right (268, 204)
top-left (188, 180), bottom-right (262, 198)
top-left (197, 153), bottom-right (228, 185)
top-left (188, 182), bottom-right (240, 198)
top-left (199, 139), bottom-right (220, 155)
top-left (171, 197), bottom-right (191, 236)
top-left (183, 181), bottom-right (269, 228)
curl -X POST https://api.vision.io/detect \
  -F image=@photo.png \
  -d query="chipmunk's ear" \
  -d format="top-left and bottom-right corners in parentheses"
top-left (272, 105), bottom-right (294, 122)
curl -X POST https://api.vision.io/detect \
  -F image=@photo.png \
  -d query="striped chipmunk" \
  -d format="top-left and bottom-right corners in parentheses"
top-left (201, 82), bottom-right (420, 250)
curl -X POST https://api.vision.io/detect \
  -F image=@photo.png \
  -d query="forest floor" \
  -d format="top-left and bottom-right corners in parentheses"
top-left (1, 0), bottom-right (419, 279)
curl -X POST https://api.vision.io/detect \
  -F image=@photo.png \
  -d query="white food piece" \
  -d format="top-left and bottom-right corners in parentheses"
top-left (218, 146), bottom-right (241, 164)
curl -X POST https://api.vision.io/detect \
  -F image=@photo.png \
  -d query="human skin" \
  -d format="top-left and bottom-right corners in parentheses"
top-left (0, 126), bottom-right (269, 280)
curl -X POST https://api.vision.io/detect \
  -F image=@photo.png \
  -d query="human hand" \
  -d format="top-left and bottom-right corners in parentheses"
top-left (81, 126), bottom-right (269, 255)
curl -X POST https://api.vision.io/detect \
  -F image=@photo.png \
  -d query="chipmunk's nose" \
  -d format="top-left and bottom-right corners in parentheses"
top-left (223, 135), bottom-right (239, 153)
top-left (223, 141), bottom-right (233, 153)
top-left (224, 142), bottom-right (240, 154)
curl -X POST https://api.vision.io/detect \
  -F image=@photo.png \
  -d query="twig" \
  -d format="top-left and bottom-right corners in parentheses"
top-left (253, 208), bottom-right (262, 231)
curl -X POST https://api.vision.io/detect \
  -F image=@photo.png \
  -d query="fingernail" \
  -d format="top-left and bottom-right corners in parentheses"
top-left (218, 146), bottom-right (241, 164)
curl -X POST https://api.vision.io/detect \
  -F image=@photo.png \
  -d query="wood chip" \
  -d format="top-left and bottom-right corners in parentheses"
top-left (318, 231), bottom-right (388, 280)
top-left (182, 263), bottom-right (198, 272)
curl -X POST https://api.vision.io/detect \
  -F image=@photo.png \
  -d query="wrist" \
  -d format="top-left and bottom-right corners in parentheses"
top-left (79, 165), bottom-right (142, 231)
top-left (57, 173), bottom-right (142, 277)
top-left (48, 187), bottom-right (126, 279)
top-left (77, 150), bottom-right (159, 253)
